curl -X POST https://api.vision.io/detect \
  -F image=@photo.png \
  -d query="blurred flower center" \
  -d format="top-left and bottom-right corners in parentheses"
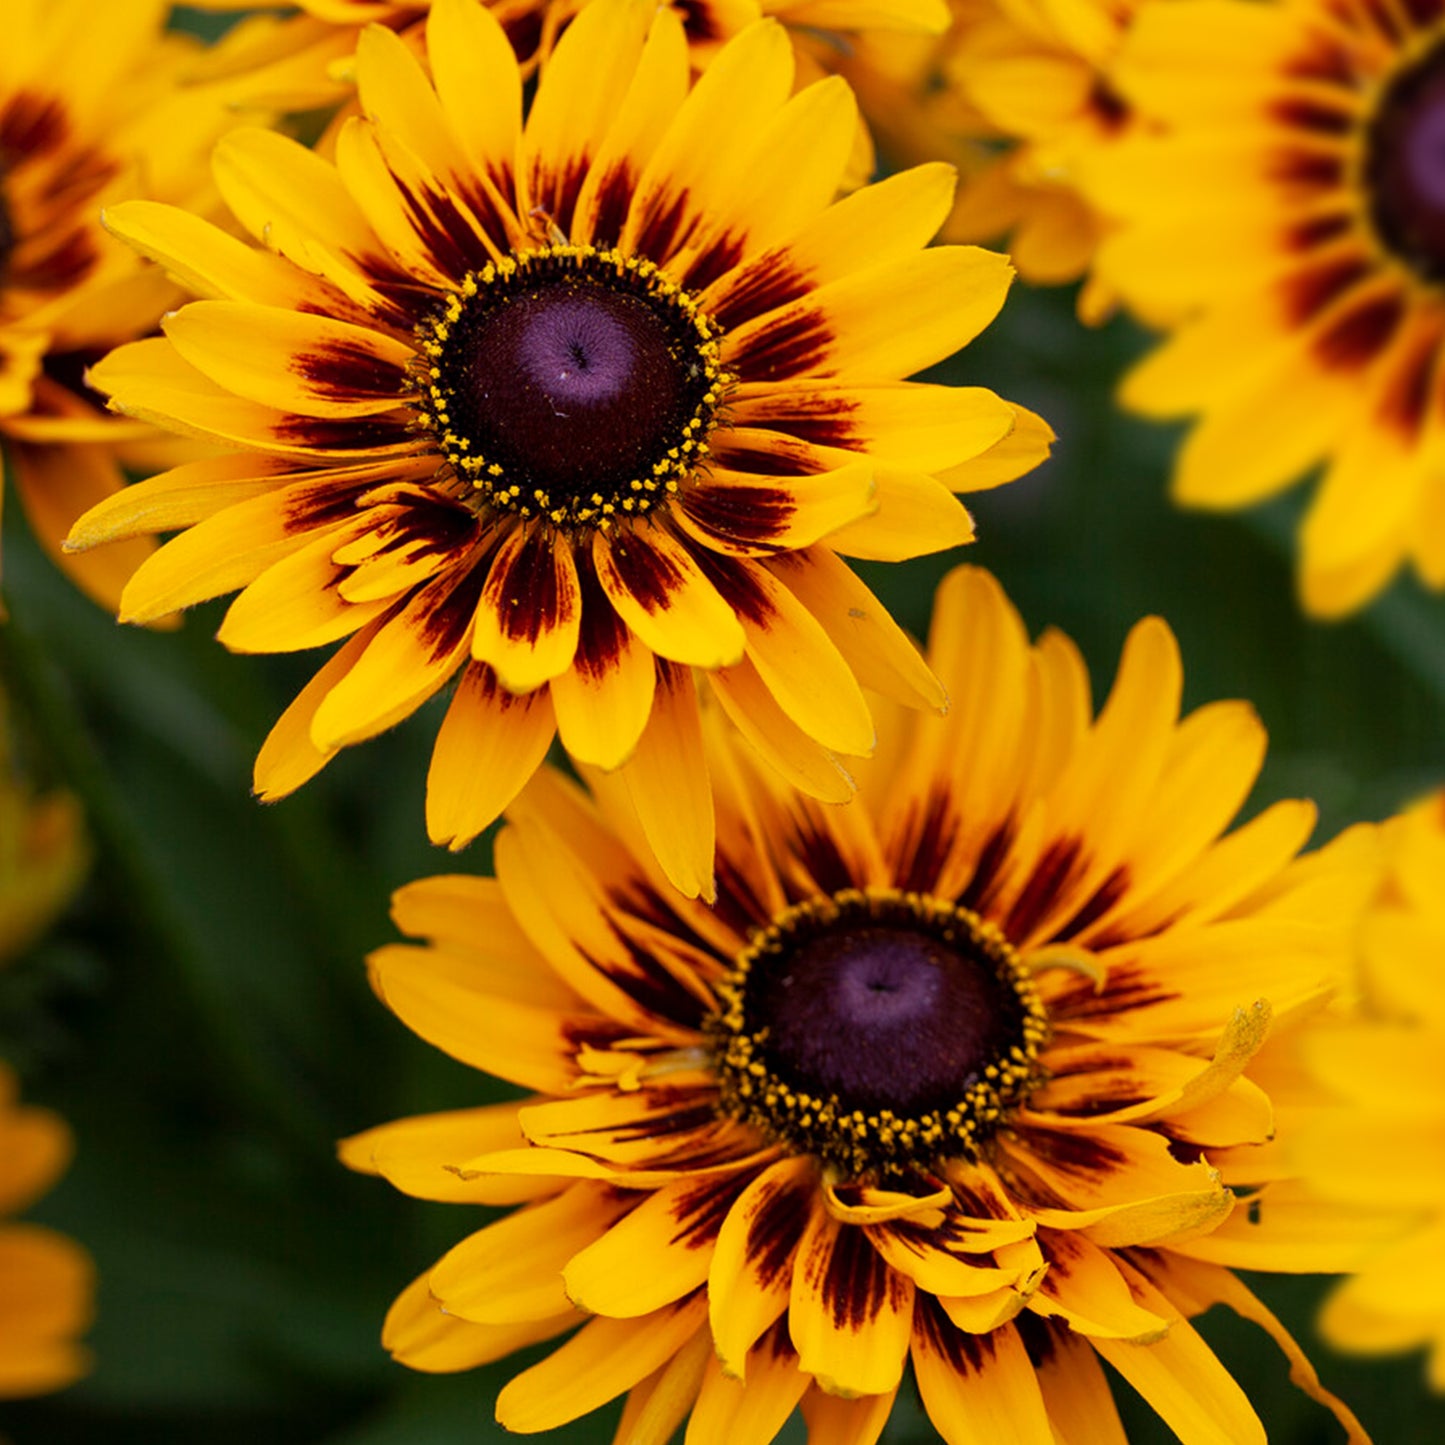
top-left (0, 183), bottom-right (13, 279)
top-left (416, 245), bottom-right (726, 529)
top-left (709, 889), bottom-right (1049, 1176)
top-left (1366, 41), bottom-right (1445, 281)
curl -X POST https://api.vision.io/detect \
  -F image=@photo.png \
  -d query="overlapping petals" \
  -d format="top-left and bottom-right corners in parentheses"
top-left (69, 0), bottom-right (1045, 895)
top-left (345, 564), bottom-right (1376, 1444)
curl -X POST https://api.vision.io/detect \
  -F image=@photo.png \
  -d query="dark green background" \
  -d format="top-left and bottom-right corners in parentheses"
top-left (2, 10), bottom-right (1444, 1443)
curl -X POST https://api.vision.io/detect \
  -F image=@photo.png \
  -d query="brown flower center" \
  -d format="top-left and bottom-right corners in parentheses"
top-left (1365, 41), bottom-right (1445, 281)
top-left (709, 889), bottom-right (1048, 1176)
top-left (0, 183), bottom-right (14, 282)
top-left (416, 245), bottom-right (727, 530)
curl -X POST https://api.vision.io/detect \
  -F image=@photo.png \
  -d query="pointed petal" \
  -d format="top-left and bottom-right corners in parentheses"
top-left (425, 664), bottom-right (557, 851)
top-left (911, 1303), bottom-right (1053, 1445)
top-left (495, 1296), bottom-right (709, 1433)
top-left (616, 660), bottom-right (716, 901)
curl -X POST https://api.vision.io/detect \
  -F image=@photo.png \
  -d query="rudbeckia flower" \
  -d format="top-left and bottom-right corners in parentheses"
top-left (1090, 0), bottom-right (1445, 615)
top-left (344, 565), bottom-right (1376, 1445)
top-left (67, 0), bottom-right (1046, 897)
top-left (0, 0), bottom-right (266, 614)
top-left (186, 0), bottom-right (952, 112)
top-left (838, 0), bottom-right (1142, 322)
top-left (0, 1067), bottom-right (92, 1399)
top-left (1294, 790), bottom-right (1445, 1387)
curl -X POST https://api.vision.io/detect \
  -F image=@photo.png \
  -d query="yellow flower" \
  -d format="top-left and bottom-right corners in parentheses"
top-left (0, 1066), bottom-right (92, 1399)
top-left (345, 565), bottom-right (1376, 1445)
top-left (68, 0), bottom-right (1045, 898)
top-left (838, 0), bottom-right (1143, 321)
top-left (1293, 790), bottom-right (1445, 1389)
top-left (186, 0), bottom-right (951, 111)
top-left (0, 0), bottom-right (267, 615)
top-left (1090, 0), bottom-right (1445, 615)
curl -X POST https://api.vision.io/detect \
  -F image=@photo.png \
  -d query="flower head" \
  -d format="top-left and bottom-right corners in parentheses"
top-left (1091, 0), bottom-right (1445, 614)
top-left (68, 0), bottom-right (1045, 896)
top-left (0, 1066), bottom-right (93, 1399)
top-left (1294, 789), bottom-right (1445, 1388)
top-left (0, 0), bottom-right (267, 613)
top-left (345, 565), bottom-right (1376, 1444)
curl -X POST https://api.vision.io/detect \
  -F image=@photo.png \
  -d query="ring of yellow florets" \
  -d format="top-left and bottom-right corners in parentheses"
top-left (412, 244), bottom-right (729, 531)
top-left (707, 888), bottom-right (1049, 1179)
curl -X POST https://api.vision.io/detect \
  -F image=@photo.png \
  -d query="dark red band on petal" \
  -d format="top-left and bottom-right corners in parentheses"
top-left (743, 1171), bottom-right (815, 1292)
top-left (818, 1222), bottom-right (900, 1333)
top-left (914, 1293), bottom-right (996, 1373)
top-left (1003, 837), bottom-right (1086, 942)
top-left (728, 309), bottom-right (832, 382)
top-left (571, 551), bottom-right (630, 680)
top-left (295, 341), bottom-right (411, 403)
top-left (711, 257), bottom-right (813, 332)
top-left (1047, 961), bottom-right (1177, 1024)
top-left (484, 529), bottom-right (575, 645)
top-left (666, 1171), bottom-right (752, 1250)
top-left (1312, 289), bottom-right (1404, 369)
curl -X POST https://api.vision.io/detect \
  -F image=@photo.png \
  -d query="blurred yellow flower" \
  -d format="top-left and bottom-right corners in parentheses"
top-left (0, 0), bottom-right (269, 615)
top-left (1295, 790), bottom-right (1445, 1388)
top-left (1093, 0), bottom-right (1445, 614)
top-left (838, 0), bottom-right (1145, 321)
top-left (0, 1066), bottom-right (93, 1400)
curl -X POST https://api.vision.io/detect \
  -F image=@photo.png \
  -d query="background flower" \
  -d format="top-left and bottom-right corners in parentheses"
top-left (0, 0), bottom-right (268, 615)
top-left (836, 0), bottom-right (1145, 322)
top-left (1293, 790), bottom-right (1445, 1388)
top-left (1089, 0), bottom-right (1445, 615)
top-left (0, 1066), bottom-right (92, 1402)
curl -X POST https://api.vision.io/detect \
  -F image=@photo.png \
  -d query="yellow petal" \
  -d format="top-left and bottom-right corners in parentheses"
top-left (788, 1210), bottom-right (913, 1397)
top-left (595, 527), bottom-right (745, 669)
top-left (616, 661), bottom-right (716, 901)
top-left (495, 1295), bottom-right (709, 1433)
top-left (911, 1304), bottom-right (1053, 1445)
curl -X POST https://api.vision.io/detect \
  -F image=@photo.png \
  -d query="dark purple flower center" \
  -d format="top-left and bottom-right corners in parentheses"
top-left (418, 248), bottom-right (724, 528)
top-left (1366, 45), bottom-right (1445, 281)
top-left (752, 924), bottom-right (1023, 1115)
top-left (709, 891), bottom-right (1048, 1175)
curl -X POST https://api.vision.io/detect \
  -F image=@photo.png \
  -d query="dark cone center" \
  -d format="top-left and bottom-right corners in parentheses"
top-left (1367, 46), bottom-right (1445, 281)
top-left (0, 185), bottom-right (14, 281)
top-left (443, 275), bottom-right (699, 502)
top-left (749, 923), bottom-right (1025, 1116)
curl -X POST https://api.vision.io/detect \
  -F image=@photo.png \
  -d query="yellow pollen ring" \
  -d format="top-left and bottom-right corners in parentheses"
top-left (706, 887), bottom-right (1049, 1180)
top-left (409, 243), bottom-right (731, 533)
